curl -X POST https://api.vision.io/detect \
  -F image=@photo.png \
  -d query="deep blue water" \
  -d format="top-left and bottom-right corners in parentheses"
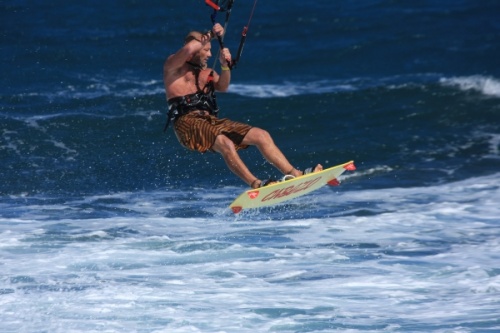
top-left (1, 1), bottom-right (499, 332)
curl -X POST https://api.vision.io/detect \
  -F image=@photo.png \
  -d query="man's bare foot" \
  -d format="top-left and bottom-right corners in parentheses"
top-left (286, 164), bottom-right (323, 178)
top-left (251, 179), bottom-right (261, 189)
top-left (302, 164), bottom-right (323, 175)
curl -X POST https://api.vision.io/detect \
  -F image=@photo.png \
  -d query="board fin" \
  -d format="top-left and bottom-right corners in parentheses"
top-left (327, 178), bottom-right (340, 186)
top-left (231, 206), bottom-right (243, 214)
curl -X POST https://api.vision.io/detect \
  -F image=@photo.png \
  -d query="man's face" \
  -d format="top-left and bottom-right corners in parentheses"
top-left (193, 43), bottom-right (212, 69)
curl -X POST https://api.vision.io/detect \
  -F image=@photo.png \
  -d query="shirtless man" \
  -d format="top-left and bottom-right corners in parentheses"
top-left (163, 24), bottom-right (322, 188)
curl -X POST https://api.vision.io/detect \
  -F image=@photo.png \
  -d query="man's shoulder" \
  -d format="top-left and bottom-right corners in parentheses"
top-left (164, 54), bottom-right (175, 66)
top-left (164, 55), bottom-right (182, 73)
top-left (165, 54), bottom-right (194, 72)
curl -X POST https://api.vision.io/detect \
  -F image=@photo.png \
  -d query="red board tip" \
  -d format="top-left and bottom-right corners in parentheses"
top-left (344, 162), bottom-right (356, 171)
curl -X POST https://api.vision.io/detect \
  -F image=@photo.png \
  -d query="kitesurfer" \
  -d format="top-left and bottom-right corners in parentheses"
top-left (163, 23), bottom-right (322, 188)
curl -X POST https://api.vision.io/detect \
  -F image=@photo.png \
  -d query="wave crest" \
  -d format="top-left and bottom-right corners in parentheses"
top-left (440, 75), bottom-right (500, 98)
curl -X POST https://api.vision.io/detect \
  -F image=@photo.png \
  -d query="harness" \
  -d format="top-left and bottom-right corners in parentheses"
top-left (163, 62), bottom-right (219, 132)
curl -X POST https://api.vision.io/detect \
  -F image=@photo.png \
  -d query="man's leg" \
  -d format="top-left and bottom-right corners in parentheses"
top-left (212, 128), bottom-right (322, 188)
top-left (211, 134), bottom-right (260, 188)
top-left (242, 127), bottom-right (322, 177)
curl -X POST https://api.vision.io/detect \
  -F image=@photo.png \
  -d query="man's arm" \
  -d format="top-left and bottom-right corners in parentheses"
top-left (164, 34), bottom-right (212, 72)
top-left (215, 48), bottom-right (231, 92)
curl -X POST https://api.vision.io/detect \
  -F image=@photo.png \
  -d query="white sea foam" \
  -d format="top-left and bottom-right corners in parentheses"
top-left (13, 73), bottom-right (500, 102)
top-left (229, 80), bottom-right (357, 98)
top-left (226, 73), bottom-right (445, 98)
top-left (440, 75), bottom-right (500, 98)
top-left (1, 173), bottom-right (499, 332)
top-left (483, 132), bottom-right (500, 158)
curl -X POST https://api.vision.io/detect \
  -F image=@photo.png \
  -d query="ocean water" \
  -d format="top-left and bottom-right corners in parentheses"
top-left (1, 0), bottom-right (500, 332)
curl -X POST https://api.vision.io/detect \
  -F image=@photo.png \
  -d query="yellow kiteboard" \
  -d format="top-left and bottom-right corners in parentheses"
top-left (229, 160), bottom-right (356, 214)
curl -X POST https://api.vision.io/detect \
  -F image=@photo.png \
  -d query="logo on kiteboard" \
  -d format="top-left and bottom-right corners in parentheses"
top-left (247, 190), bottom-right (260, 199)
top-left (261, 177), bottom-right (322, 202)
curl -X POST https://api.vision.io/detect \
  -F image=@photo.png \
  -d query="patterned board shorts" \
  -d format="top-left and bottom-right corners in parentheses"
top-left (173, 111), bottom-right (253, 153)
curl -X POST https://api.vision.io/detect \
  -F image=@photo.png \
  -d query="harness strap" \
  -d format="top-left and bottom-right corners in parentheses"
top-left (163, 92), bottom-right (219, 132)
top-left (164, 62), bottom-right (219, 132)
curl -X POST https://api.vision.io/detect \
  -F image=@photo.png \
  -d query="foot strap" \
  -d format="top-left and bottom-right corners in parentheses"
top-left (261, 179), bottom-right (278, 187)
top-left (303, 166), bottom-right (315, 175)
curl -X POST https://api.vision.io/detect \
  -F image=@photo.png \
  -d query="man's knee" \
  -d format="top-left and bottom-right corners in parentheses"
top-left (246, 127), bottom-right (272, 145)
top-left (212, 135), bottom-right (236, 155)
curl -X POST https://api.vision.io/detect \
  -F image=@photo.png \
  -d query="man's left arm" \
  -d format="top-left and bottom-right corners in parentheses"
top-left (215, 48), bottom-right (231, 92)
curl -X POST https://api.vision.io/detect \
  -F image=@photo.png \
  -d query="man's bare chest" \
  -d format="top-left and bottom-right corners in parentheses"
top-left (183, 70), bottom-right (209, 89)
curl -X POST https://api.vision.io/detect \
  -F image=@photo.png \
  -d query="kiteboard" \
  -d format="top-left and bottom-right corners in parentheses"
top-left (229, 160), bottom-right (356, 214)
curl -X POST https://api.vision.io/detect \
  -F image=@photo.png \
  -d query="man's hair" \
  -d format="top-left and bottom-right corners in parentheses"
top-left (184, 31), bottom-right (203, 45)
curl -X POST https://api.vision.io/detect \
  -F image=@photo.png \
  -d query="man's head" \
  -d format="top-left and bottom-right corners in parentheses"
top-left (184, 31), bottom-right (212, 69)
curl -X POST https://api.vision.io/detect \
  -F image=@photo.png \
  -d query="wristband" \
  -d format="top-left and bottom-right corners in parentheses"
top-left (221, 65), bottom-right (230, 71)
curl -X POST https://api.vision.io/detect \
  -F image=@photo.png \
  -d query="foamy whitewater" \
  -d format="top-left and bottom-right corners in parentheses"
top-left (1, 173), bottom-right (499, 332)
top-left (2, 0), bottom-right (500, 332)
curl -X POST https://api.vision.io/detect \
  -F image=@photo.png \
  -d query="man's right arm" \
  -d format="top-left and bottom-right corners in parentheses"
top-left (165, 34), bottom-right (212, 71)
top-left (163, 36), bottom-right (210, 97)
